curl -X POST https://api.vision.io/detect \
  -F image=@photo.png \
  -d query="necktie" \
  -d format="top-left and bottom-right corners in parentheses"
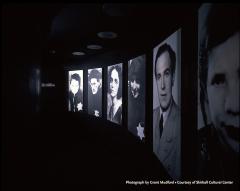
top-left (159, 114), bottom-right (163, 138)
top-left (73, 97), bottom-right (76, 112)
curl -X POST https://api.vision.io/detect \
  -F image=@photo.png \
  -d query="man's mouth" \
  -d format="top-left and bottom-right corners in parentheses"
top-left (221, 122), bottom-right (240, 142)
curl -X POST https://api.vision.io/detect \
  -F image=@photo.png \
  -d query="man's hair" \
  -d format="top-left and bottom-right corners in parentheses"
top-left (89, 69), bottom-right (101, 81)
top-left (199, 4), bottom-right (239, 125)
top-left (70, 73), bottom-right (81, 85)
top-left (108, 64), bottom-right (122, 99)
top-left (154, 43), bottom-right (176, 78)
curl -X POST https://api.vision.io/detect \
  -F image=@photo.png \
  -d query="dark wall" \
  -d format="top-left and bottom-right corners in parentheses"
top-left (181, 10), bottom-right (198, 180)
top-left (2, 5), bottom-right (43, 115)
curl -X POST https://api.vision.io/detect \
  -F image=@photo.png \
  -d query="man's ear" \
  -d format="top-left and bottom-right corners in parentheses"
top-left (99, 80), bottom-right (102, 89)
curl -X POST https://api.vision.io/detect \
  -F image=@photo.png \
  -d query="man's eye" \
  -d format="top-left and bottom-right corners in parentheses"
top-left (165, 70), bottom-right (170, 77)
top-left (211, 74), bottom-right (226, 86)
top-left (156, 74), bottom-right (161, 80)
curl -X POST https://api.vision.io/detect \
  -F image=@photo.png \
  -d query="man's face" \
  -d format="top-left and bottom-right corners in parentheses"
top-left (70, 79), bottom-right (79, 95)
top-left (90, 78), bottom-right (100, 95)
top-left (207, 32), bottom-right (239, 154)
top-left (155, 51), bottom-right (174, 111)
top-left (130, 79), bottom-right (141, 98)
top-left (110, 69), bottom-right (120, 98)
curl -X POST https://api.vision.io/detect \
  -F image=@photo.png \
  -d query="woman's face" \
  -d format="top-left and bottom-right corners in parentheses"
top-left (130, 79), bottom-right (141, 98)
top-left (207, 32), bottom-right (239, 154)
top-left (110, 69), bottom-right (120, 98)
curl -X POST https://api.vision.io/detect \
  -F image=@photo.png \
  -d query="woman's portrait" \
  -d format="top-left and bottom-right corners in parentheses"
top-left (107, 64), bottom-right (123, 125)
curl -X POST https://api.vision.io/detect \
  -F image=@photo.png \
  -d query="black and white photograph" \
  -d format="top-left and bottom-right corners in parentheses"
top-left (88, 68), bottom-right (102, 117)
top-left (107, 63), bottom-right (123, 125)
top-left (128, 55), bottom-right (146, 141)
top-left (152, 29), bottom-right (181, 180)
top-left (68, 70), bottom-right (83, 112)
top-left (197, 4), bottom-right (239, 181)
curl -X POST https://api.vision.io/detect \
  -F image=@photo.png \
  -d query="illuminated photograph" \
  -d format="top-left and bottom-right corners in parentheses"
top-left (107, 63), bottom-right (123, 125)
top-left (68, 70), bottom-right (83, 112)
top-left (88, 68), bottom-right (102, 117)
top-left (128, 55), bottom-right (146, 140)
top-left (198, 4), bottom-right (239, 181)
top-left (152, 29), bottom-right (181, 180)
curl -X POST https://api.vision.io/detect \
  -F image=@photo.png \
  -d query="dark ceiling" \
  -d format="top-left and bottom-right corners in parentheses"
top-left (47, 3), bottom-right (201, 59)
top-left (3, 3), bottom-right (201, 64)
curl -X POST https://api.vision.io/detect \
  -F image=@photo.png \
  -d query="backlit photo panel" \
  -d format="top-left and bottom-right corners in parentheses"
top-left (68, 70), bottom-right (83, 112)
top-left (128, 55), bottom-right (146, 141)
top-left (88, 68), bottom-right (102, 117)
top-left (107, 63), bottom-right (123, 125)
top-left (152, 29), bottom-right (181, 180)
top-left (197, 4), bottom-right (239, 180)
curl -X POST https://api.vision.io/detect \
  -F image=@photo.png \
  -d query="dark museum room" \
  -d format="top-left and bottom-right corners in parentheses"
top-left (1, 3), bottom-right (239, 189)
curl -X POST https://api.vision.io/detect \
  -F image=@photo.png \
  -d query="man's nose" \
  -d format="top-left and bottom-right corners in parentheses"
top-left (225, 80), bottom-right (239, 115)
top-left (161, 76), bottom-right (165, 89)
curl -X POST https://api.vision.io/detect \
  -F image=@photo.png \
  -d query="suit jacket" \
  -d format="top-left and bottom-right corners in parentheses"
top-left (128, 92), bottom-right (145, 137)
top-left (153, 99), bottom-right (181, 180)
top-left (197, 125), bottom-right (239, 182)
top-left (88, 87), bottom-right (102, 117)
top-left (69, 90), bottom-right (83, 112)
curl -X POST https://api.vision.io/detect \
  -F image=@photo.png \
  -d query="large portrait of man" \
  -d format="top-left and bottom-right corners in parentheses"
top-left (88, 68), bottom-right (102, 117)
top-left (153, 30), bottom-right (181, 180)
top-left (68, 70), bottom-right (83, 112)
top-left (128, 55), bottom-right (146, 140)
top-left (198, 4), bottom-right (239, 182)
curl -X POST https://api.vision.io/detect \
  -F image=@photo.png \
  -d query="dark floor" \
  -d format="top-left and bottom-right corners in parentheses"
top-left (2, 111), bottom-right (175, 189)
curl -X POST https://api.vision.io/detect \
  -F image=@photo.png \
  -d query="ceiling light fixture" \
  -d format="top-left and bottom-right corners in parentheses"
top-left (72, 51), bottom-right (85, 56)
top-left (87, 44), bottom-right (103, 50)
top-left (50, 50), bottom-right (56, 54)
top-left (97, 31), bottom-right (118, 39)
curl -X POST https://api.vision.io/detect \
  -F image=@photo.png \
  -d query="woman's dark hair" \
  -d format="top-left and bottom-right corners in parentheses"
top-left (129, 55), bottom-right (145, 84)
top-left (108, 64), bottom-right (122, 99)
top-left (129, 55), bottom-right (145, 97)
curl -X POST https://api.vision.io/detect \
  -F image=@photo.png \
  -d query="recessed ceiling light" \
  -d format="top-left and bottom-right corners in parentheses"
top-left (97, 31), bottom-right (118, 39)
top-left (72, 51), bottom-right (85, 56)
top-left (50, 50), bottom-right (56, 54)
top-left (87, 44), bottom-right (103, 50)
